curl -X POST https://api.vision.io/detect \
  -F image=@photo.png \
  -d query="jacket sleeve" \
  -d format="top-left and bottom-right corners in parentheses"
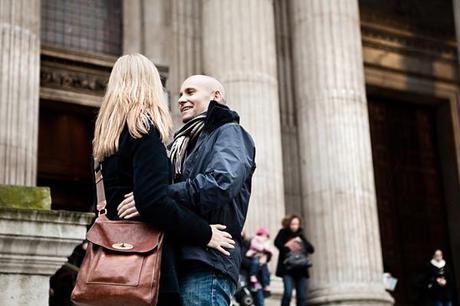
top-left (240, 239), bottom-right (252, 271)
top-left (131, 129), bottom-right (212, 246)
top-left (300, 234), bottom-right (315, 254)
top-left (168, 124), bottom-right (255, 215)
top-left (274, 230), bottom-right (289, 252)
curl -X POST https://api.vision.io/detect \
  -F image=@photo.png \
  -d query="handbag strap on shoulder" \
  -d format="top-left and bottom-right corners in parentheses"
top-left (94, 161), bottom-right (107, 216)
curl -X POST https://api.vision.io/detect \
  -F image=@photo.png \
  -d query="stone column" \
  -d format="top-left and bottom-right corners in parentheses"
top-left (290, 1), bottom-right (393, 305)
top-left (274, 0), bottom-right (303, 215)
top-left (0, 0), bottom-right (41, 186)
top-left (169, 0), bottom-right (203, 126)
top-left (451, 0), bottom-right (460, 298)
top-left (202, 0), bottom-right (285, 238)
top-left (455, 0), bottom-right (460, 67)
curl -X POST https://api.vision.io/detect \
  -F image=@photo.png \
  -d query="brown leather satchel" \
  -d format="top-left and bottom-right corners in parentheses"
top-left (71, 165), bottom-right (164, 306)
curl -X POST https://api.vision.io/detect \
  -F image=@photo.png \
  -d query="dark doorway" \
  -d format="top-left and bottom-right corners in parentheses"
top-left (368, 96), bottom-right (457, 305)
top-left (38, 100), bottom-right (97, 212)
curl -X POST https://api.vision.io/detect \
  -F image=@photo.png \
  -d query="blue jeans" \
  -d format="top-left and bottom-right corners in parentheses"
top-left (252, 288), bottom-right (265, 306)
top-left (433, 301), bottom-right (452, 306)
top-left (281, 274), bottom-right (307, 306)
top-left (249, 258), bottom-right (271, 287)
top-left (180, 265), bottom-right (236, 306)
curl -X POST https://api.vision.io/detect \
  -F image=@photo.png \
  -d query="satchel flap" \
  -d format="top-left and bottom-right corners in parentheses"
top-left (86, 215), bottom-right (162, 253)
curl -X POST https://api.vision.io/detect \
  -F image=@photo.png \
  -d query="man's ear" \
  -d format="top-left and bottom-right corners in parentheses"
top-left (213, 90), bottom-right (225, 103)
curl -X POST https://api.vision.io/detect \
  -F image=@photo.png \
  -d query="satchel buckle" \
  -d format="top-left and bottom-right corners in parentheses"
top-left (112, 242), bottom-right (134, 250)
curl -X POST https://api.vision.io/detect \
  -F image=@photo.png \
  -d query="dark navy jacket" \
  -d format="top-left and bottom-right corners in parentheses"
top-left (168, 101), bottom-right (256, 284)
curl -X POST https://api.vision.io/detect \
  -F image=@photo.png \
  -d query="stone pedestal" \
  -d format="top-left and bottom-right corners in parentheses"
top-left (289, 0), bottom-right (393, 305)
top-left (202, 0), bottom-right (286, 247)
top-left (0, 0), bottom-right (41, 186)
top-left (0, 208), bottom-right (93, 306)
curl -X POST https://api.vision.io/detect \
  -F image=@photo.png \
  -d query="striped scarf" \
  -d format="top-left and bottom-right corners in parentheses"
top-left (168, 113), bottom-right (206, 180)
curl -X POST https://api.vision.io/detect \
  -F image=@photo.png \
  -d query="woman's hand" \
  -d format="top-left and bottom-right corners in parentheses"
top-left (117, 192), bottom-right (140, 219)
top-left (207, 224), bottom-right (235, 256)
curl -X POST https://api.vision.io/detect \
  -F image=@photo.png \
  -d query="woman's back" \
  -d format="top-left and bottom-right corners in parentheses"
top-left (101, 125), bottom-right (169, 221)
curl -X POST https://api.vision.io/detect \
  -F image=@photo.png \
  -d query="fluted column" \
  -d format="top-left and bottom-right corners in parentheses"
top-left (451, 0), bottom-right (460, 298)
top-left (202, 0), bottom-right (285, 239)
top-left (290, 1), bottom-right (393, 305)
top-left (274, 0), bottom-right (303, 215)
top-left (0, 0), bottom-right (41, 186)
top-left (455, 0), bottom-right (460, 68)
top-left (169, 0), bottom-right (203, 126)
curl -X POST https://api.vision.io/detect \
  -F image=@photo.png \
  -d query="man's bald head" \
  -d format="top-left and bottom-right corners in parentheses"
top-left (182, 75), bottom-right (225, 101)
top-left (178, 75), bottom-right (226, 123)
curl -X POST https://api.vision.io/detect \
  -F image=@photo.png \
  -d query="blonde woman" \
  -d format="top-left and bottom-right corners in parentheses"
top-left (92, 54), bottom-right (234, 306)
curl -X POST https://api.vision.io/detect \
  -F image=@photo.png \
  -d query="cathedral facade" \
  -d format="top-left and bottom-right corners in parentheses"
top-left (1, 0), bottom-right (459, 305)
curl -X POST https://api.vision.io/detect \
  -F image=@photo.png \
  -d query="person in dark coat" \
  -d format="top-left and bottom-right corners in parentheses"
top-left (274, 214), bottom-right (314, 306)
top-left (423, 249), bottom-right (453, 306)
top-left (236, 230), bottom-right (264, 306)
top-left (49, 242), bottom-right (87, 306)
top-left (169, 76), bottom-right (256, 306)
top-left (92, 54), bottom-right (235, 306)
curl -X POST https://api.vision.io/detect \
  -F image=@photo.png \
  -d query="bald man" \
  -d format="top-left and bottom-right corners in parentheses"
top-left (119, 75), bottom-right (256, 305)
top-left (169, 75), bottom-right (256, 306)
top-left (177, 75), bottom-right (226, 123)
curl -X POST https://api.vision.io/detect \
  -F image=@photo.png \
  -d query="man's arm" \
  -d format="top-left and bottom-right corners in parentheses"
top-left (168, 124), bottom-right (255, 215)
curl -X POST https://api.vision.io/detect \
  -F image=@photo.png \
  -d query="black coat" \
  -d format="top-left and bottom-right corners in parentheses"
top-left (49, 244), bottom-right (86, 306)
top-left (424, 261), bottom-right (453, 302)
top-left (100, 125), bottom-right (212, 306)
top-left (168, 101), bottom-right (256, 285)
top-left (274, 228), bottom-right (314, 278)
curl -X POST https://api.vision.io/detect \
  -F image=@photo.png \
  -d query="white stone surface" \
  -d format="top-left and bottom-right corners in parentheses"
top-left (274, 0), bottom-right (304, 216)
top-left (289, 0), bottom-right (393, 305)
top-left (122, 0), bottom-right (203, 127)
top-left (202, 0), bottom-right (286, 260)
top-left (0, 0), bottom-right (41, 186)
top-left (169, 0), bottom-right (203, 127)
top-left (455, 0), bottom-right (460, 68)
top-left (0, 208), bottom-right (93, 306)
top-left (1, 275), bottom-right (48, 306)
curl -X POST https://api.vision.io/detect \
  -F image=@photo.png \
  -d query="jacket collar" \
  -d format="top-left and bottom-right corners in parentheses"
top-left (181, 101), bottom-right (240, 161)
top-left (203, 100), bottom-right (240, 133)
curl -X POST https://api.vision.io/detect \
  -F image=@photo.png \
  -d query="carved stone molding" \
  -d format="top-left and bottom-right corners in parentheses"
top-left (360, 21), bottom-right (458, 85)
top-left (359, 4), bottom-right (456, 40)
top-left (361, 22), bottom-right (457, 61)
top-left (39, 46), bottom-right (169, 106)
top-left (40, 66), bottom-right (108, 96)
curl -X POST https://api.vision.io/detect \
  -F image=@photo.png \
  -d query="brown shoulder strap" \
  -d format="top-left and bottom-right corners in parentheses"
top-left (94, 161), bottom-right (107, 215)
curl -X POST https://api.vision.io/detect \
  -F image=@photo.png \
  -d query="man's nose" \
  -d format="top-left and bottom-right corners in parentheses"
top-left (177, 95), bottom-right (187, 105)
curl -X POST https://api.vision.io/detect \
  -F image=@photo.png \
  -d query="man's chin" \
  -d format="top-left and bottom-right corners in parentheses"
top-left (182, 115), bottom-right (192, 124)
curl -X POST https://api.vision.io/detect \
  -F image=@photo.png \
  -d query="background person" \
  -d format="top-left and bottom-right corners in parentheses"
top-left (424, 249), bottom-right (453, 306)
top-left (246, 226), bottom-right (272, 294)
top-left (274, 214), bottom-right (314, 306)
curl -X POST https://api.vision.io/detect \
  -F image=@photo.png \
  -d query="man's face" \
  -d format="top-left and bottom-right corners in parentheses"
top-left (178, 79), bottom-right (213, 123)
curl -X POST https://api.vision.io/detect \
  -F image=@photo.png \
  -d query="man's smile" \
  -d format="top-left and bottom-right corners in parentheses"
top-left (181, 105), bottom-right (193, 113)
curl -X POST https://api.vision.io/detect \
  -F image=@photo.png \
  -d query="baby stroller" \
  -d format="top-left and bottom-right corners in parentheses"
top-left (234, 271), bottom-right (254, 306)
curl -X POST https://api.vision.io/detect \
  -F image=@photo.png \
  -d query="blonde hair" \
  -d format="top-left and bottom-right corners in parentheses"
top-left (93, 54), bottom-right (172, 162)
